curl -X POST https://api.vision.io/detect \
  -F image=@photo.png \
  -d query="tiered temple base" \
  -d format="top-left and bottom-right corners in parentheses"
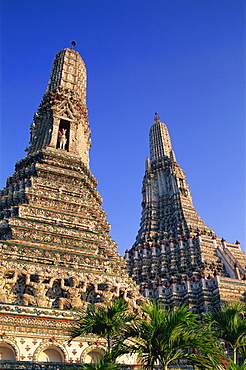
top-left (0, 149), bottom-right (142, 363)
top-left (125, 235), bottom-right (246, 312)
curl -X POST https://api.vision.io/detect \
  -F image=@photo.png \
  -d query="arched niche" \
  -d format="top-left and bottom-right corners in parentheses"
top-left (0, 343), bottom-right (16, 361)
top-left (82, 345), bottom-right (105, 364)
top-left (56, 119), bottom-right (70, 150)
top-left (37, 345), bottom-right (65, 362)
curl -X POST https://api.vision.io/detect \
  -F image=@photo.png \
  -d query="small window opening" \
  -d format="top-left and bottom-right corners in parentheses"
top-left (57, 119), bottom-right (70, 151)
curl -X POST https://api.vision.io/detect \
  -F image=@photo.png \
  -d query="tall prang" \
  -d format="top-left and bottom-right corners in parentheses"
top-left (28, 48), bottom-right (91, 165)
top-left (140, 112), bottom-right (214, 241)
top-left (0, 46), bottom-right (142, 364)
top-left (125, 113), bottom-right (246, 312)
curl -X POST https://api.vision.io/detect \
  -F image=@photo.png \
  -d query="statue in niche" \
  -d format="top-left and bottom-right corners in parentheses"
top-left (0, 268), bottom-right (19, 303)
top-left (58, 128), bottom-right (67, 150)
top-left (58, 277), bottom-right (87, 310)
top-left (23, 273), bottom-right (55, 308)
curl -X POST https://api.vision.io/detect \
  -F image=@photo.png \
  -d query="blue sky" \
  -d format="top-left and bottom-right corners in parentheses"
top-left (0, 0), bottom-right (245, 254)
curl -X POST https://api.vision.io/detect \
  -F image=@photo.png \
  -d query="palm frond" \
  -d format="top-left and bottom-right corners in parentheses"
top-left (205, 301), bottom-right (246, 363)
top-left (126, 301), bottom-right (225, 369)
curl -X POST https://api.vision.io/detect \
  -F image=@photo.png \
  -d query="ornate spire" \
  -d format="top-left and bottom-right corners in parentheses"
top-left (28, 47), bottom-right (91, 167)
top-left (135, 114), bottom-right (214, 242)
top-left (46, 48), bottom-right (86, 104)
top-left (126, 115), bottom-right (246, 313)
top-left (149, 113), bottom-right (173, 161)
top-left (0, 46), bottom-right (145, 356)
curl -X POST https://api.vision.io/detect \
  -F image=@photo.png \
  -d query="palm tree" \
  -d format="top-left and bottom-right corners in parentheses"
top-left (65, 355), bottom-right (120, 370)
top-left (226, 359), bottom-right (246, 370)
top-left (70, 298), bottom-right (135, 361)
top-left (81, 354), bottom-right (121, 370)
top-left (206, 301), bottom-right (246, 364)
top-left (125, 301), bottom-right (225, 370)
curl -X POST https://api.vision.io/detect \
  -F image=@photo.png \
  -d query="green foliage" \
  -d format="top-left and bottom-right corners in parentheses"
top-left (205, 301), bottom-right (246, 364)
top-left (64, 356), bottom-right (121, 370)
top-left (227, 359), bottom-right (246, 370)
top-left (70, 299), bottom-right (246, 369)
top-left (81, 354), bottom-right (121, 370)
top-left (70, 298), bottom-right (136, 360)
top-left (125, 301), bottom-right (225, 370)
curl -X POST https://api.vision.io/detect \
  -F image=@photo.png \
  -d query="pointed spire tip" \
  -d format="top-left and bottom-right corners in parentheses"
top-left (71, 41), bottom-right (76, 49)
top-left (154, 112), bottom-right (160, 123)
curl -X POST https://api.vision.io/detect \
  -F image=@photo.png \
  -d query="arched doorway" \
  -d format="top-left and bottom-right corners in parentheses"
top-left (37, 346), bottom-right (64, 362)
top-left (84, 349), bottom-right (104, 364)
top-left (0, 343), bottom-right (16, 360)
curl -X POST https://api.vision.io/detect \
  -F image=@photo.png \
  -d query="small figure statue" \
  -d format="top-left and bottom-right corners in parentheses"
top-left (123, 288), bottom-right (144, 314)
top-left (94, 282), bottom-right (120, 306)
top-left (23, 273), bottom-right (55, 308)
top-left (122, 289), bottom-right (136, 312)
top-left (58, 277), bottom-right (87, 310)
top-left (0, 268), bottom-right (19, 303)
top-left (58, 128), bottom-right (67, 150)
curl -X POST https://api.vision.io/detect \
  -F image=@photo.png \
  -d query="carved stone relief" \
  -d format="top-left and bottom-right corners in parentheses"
top-left (0, 264), bottom-right (142, 312)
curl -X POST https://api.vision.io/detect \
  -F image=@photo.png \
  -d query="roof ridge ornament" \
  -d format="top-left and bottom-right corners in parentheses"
top-left (71, 41), bottom-right (76, 49)
top-left (154, 112), bottom-right (160, 123)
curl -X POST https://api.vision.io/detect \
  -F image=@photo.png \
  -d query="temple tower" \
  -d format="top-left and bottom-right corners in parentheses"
top-left (0, 46), bottom-right (142, 364)
top-left (140, 112), bottom-right (214, 241)
top-left (125, 113), bottom-right (246, 312)
top-left (29, 48), bottom-right (91, 165)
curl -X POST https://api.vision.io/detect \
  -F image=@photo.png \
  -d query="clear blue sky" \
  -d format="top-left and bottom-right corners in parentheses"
top-left (0, 0), bottom-right (245, 254)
